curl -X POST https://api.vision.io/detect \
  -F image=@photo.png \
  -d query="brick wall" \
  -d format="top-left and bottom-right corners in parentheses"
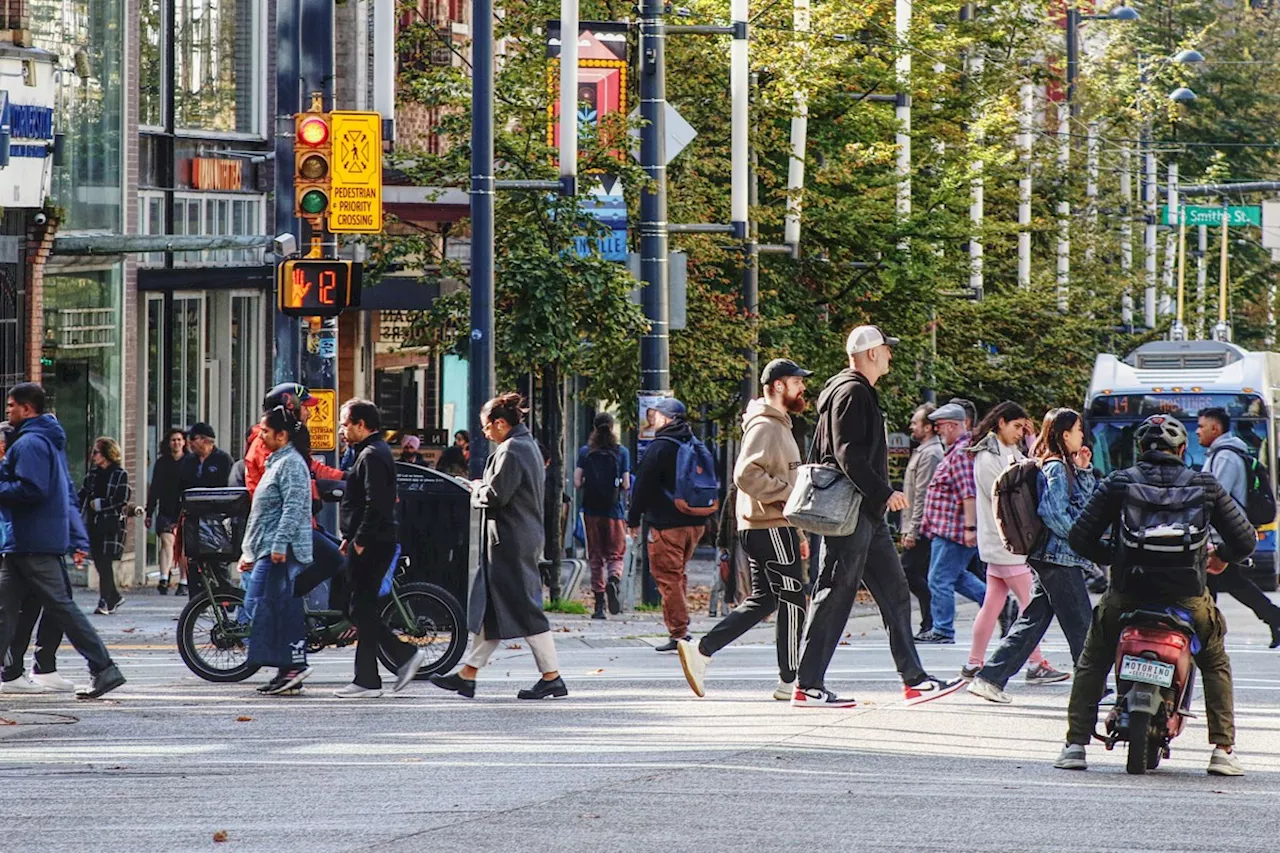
top-left (23, 216), bottom-right (53, 381)
top-left (2, 0), bottom-right (30, 44)
top-left (122, 0), bottom-right (142, 582)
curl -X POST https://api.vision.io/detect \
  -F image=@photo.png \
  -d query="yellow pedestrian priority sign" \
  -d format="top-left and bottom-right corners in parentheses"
top-left (329, 111), bottom-right (383, 233)
top-left (309, 388), bottom-right (338, 452)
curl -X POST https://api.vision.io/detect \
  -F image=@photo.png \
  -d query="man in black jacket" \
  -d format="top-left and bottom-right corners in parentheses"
top-left (1057, 414), bottom-right (1255, 777)
top-left (792, 326), bottom-right (963, 709)
top-left (627, 398), bottom-right (709, 652)
top-left (334, 399), bottom-right (425, 698)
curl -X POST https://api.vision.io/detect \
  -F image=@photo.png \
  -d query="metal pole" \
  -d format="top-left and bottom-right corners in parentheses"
top-left (1214, 199), bottom-right (1231, 341)
top-left (1196, 224), bottom-right (1207, 339)
top-left (273, 0), bottom-right (301, 383)
top-left (1085, 121), bottom-right (1098, 264)
top-left (469, 0), bottom-right (496, 477)
top-left (558, 0), bottom-right (579, 195)
top-left (639, 0), bottom-right (670, 396)
top-left (730, 0), bottom-right (749, 240)
top-left (968, 18), bottom-right (983, 298)
top-left (1161, 162), bottom-right (1178, 317)
top-left (1144, 142), bottom-right (1157, 328)
top-left (895, 0), bottom-right (911, 225)
top-left (784, 0), bottom-right (809, 253)
top-left (1173, 193), bottom-right (1187, 339)
top-left (740, 72), bottom-right (758, 408)
top-left (1120, 145), bottom-right (1133, 324)
top-left (1056, 102), bottom-right (1069, 312)
top-left (1018, 82), bottom-right (1032, 288)
top-left (1065, 5), bottom-right (1078, 120)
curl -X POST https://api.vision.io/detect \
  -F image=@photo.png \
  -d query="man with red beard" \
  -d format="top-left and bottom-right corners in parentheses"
top-left (678, 359), bottom-right (813, 700)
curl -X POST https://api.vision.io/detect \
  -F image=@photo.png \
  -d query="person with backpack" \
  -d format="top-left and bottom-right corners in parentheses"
top-left (961, 402), bottom-right (1065, 686)
top-left (790, 326), bottom-right (962, 708)
top-left (1055, 414), bottom-right (1253, 776)
top-left (1197, 406), bottom-right (1280, 648)
top-left (677, 358), bottom-right (813, 701)
top-left (969, 408), bottom-right (1095, 704)
top-left (627, 397), bottom-right (719, 653)
top-left (574, 412), bottom-right (631, 620)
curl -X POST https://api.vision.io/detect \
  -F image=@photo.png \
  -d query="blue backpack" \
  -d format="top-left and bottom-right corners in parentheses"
top-left (661, 435), bottom-right (721, 517)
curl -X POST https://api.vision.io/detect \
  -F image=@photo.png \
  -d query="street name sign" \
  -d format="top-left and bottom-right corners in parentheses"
top-left (1161, 205), bottom-right (1261, 228)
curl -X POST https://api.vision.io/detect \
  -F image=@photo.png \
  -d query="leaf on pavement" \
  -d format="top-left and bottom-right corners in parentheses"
top-left (213, 830), bottom-right (229, 842)
top-left (235, 716), bottom-right (252, 722)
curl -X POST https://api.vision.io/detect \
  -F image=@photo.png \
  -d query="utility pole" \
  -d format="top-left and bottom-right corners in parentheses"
top-left (739, 71), bottom-right (758, 407)
top-left (1196, 224), bottom-right (1207, 339)
top-left (783, 0), bottom-right (808, 252)
top-left (895, 0), bottom-right (911, 226)
top-left (732, 0), bottom-right (754, 406)
top-left (1143, 143), bottom-right (1158, 328)
top-left (1085, 121), bottom-right (1098, 265)
top-left (273, 0), bottom-right (302, 382)
top-left (963, 3), bottom-right (983, 298)
top-left (1120, 145), bottom-right (1133, 324)
top-left (1017, 82), bottom-right (1032, 288)
top-left (1160, 162), bottom-right (1178, 317)
top-left (469, 0), bottom-right (496, 477)
top-left (1056, 102), bottom-right (1069, 312)
top-left (638, 0), bottom-right (671, 403)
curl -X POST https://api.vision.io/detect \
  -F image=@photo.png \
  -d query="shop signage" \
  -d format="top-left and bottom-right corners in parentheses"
top-left (190, 158), bottom-right (243, 191)
top-left (0, 50), bottom-right (57, 208)
top-left (329, 111), bottom-right (383, 233)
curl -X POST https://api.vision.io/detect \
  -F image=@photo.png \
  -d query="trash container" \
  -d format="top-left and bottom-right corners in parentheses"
top-left (395, 462), bottom-right (471, 609)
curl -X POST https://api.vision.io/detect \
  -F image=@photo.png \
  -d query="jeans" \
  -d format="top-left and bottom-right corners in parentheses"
top-left (900, 539), bottom-right (932, 632)
top-left (796, 517), bottom-right (926, 690)
top-left (1208, 562), bottom-right (1280, 628)
top-left (349, 542), bottom-right (412, 689)
top-left (700, 528), bottom-right (806, 684)
top-left (1066, 589), bottom-right (1234, 747)
top-left (927, 537), bottom-right (986, 638)
top-left (978, 560), bottom-right (1093, 689)
top-left (0, 554), bottom-right (113, 675)
top-left (244, 556), bottom-right (308, 670)
top-left (2, 563), bottom-right (75, 680)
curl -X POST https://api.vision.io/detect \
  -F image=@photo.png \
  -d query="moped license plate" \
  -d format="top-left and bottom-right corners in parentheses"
top-left (1120, 655), bottom-right (1174, 688)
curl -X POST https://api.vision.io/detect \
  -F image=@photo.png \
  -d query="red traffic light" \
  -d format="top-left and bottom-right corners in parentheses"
top-left (297, 116), bottom-right (329, 147)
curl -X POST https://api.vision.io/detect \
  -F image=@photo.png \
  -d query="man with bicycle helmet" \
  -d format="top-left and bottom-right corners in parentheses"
top-left (1055, 414), bottom-right (1255, 776)
top-left (244, 383), bottom-right (344, 495)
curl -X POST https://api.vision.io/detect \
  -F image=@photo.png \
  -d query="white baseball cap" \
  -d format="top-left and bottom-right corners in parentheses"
top-left (845, 325), bottom-right (900, 356)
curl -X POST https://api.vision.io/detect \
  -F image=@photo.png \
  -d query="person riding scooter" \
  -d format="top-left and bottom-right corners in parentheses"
top-left (1056, 414), bottom-right (1256, 777)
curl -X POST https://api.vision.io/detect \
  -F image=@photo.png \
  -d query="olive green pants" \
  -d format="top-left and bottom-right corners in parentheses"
top-left (1066, 588), bottom-right (1235, 747)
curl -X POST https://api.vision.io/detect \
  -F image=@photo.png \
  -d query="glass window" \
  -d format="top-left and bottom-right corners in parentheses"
top-left (140, 0), bottom-right (163, 127)
top-left (33, 0), bottom-right (125, 232)
top-left (1091, 420), bottom-right (1271, 476)
top-left (230, 293), bottom-right (262, 454)
top-left (172, 295), bottom-right (205, 428)
top-left (174, 0), bottom-right (262, 134)
top-left (139, 194), bottom-right (166, 267)
top-left (41, 269), bottom-right (124, 471)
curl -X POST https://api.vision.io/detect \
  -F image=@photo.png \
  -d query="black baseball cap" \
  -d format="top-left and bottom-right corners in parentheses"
top-left (761, 358), bottom-right (813, 385)
top-left (187, 422), bottom-right (216, 440)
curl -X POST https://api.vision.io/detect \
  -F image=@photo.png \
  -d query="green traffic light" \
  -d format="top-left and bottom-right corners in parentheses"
top-left (300, 188), bottom-right (328, 215)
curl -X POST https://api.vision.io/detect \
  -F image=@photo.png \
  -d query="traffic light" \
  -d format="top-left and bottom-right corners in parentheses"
top-left (295, 109), bottom-right (332, 222)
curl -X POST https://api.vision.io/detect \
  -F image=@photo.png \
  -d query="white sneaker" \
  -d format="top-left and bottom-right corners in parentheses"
top-left (1208, 746), bottom-right (1245, 777)
top-left (0, 674), bottom-right (51, 694)
top-left (30, 671), bottom-right (77, 693)
top-left (677, 639), bottom-right (709, 698)
top-left (773, 680), bottom-right (795, 701)
top-left (333, 683), bottom-right (383, 699)
top-left (967, 676), bottom-right (1013, 704)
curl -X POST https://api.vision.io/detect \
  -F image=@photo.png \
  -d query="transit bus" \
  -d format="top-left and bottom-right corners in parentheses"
top-left (1085, 339), bottom-right (1280, 590)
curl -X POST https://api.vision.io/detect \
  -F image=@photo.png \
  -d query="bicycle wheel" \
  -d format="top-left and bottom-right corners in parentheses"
top-left (378, 582), bottom-right (466, 677)
top-left (177, 590), bottom-right (260, 683)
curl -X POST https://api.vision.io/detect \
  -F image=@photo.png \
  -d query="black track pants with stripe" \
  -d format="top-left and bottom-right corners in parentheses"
top-left (698, 527), bottom-right (806, 684)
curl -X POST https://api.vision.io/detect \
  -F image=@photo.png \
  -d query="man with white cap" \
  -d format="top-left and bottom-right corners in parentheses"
top-left (791, 326), bottom-right (964, 708)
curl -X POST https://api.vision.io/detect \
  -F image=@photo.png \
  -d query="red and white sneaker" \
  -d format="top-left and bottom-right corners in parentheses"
top-left (904, 675), bottom-right (966, 706)
top-left (790, 686), bottom-right (858, 709)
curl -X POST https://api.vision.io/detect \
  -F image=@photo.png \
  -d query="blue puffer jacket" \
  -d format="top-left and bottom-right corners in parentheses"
top-left (1031, 458), bottom-right (1097, 571)
top-left (0, 414), bottom-right (91, 555)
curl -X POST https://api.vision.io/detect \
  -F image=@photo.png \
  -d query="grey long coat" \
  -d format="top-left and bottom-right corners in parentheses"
top-left (468, 424), bottom-right (553, 639)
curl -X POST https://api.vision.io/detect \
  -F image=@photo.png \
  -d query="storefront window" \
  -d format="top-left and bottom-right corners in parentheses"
top-left (175, 0), bottom-right (262, 135)
top-left (41, 268), bottom-right (123, 473)
top-left (140, 0), bottom-right (163, 127)
top-left (32, 0), bottom-right (125, 232)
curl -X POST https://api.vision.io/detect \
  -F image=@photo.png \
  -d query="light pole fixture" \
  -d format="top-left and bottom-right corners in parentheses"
top-left (1169, 86), bottom-right (1198, 103)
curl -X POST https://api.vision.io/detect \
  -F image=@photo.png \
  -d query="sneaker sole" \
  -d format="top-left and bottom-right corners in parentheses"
top-left (967, 683), bottom-right (1013, 705)
top-left (1055, 761), bottom-right (1088, 771)
top-left (1027, 673), bottom-right (1072, 685)
top-left (333, 691), bottom-right (383, 699)
top-left (790, 695), bottom-right (858, 709)
top-left (904, 679), bottom-right (967, 707)
top-left (266, 668), bottom-right (314, 695)
top-left (676, 642), bottom-right (707, 698)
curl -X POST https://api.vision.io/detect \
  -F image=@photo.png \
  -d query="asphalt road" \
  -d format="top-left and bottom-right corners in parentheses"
top-left (4, 588), bottom-right (1280, 852)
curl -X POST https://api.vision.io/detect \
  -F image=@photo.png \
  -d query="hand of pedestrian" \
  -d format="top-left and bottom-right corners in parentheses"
top-left (270, 552), bottom-right (287, 563)
top-left (339, 539), bottom-right (349, 556)
top-left (628, 527), bottom-right (640, 540)
top-left (238, 560), bottom-right (253, 573)
top-left (72, 550), bottom-right (86, 567)
top-left (901, 533), bottom-right (916, 550)
top-left (886, 491), bottom-right (909, 513)
top-left (799, 537), bottom-right (810, 561)
top-left (354, 542), bottom-right (365, 556)
top-left (963, 528), bottom-right (978, 548)
top-left (1207, 549), bottom-right (1227, 575)
top-left (1075, 445), bottom-right (1093, 469)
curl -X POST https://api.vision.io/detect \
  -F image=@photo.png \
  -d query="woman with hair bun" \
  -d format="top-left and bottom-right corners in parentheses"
top-left (430, 393), bottom-right (568, 700)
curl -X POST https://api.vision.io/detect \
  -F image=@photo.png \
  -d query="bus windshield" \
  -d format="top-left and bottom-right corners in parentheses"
top-left (1091, 418), bottom-right (1269, 476)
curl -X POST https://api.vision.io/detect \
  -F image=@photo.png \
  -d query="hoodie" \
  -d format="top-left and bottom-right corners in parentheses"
top-left (1205, 433), bottom-right (1251, 547)
top-left (968, 432), bottom-right (1025, 565)
top-left (734, 398), bottom-right (802, 529)
top-left (627, 418), bottom-right (708, 530)
top-left (811, 369), bottom-right (894, 518)
top-left (0, 414), bottom-right (91, 555)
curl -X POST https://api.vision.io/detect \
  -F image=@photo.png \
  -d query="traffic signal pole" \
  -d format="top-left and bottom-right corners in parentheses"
top-left (469, 0), bottom-right (496, 478)
top-left (273, 0), bottom-right (302, 383)
top-left (639, 0), bottom-right (671, 398)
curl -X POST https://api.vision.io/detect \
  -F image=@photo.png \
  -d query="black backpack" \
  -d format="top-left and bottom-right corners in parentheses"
top-left (994, 458), bottom-right (1048, 556)
top-left (581, 447), bottom-right (623, 512)
top-left (1220, 446), bottom-right (1277, 528)
top-left (1119, 467), bottom-right (1209, 597)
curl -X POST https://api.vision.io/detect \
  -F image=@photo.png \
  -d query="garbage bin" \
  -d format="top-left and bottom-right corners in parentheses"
top-left (395, 462), bottom-right (471, 609)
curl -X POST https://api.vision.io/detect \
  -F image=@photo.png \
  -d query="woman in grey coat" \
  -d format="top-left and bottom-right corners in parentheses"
top-left (429, 393), bottom-right (568, 700)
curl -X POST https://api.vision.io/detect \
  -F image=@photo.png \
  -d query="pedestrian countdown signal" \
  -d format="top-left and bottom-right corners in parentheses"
top-left (277, 259), bottom-right (362, 318)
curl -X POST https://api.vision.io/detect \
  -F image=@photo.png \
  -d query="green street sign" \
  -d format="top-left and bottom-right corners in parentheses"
top-left (1161, 204), bottom-right (1262, 227)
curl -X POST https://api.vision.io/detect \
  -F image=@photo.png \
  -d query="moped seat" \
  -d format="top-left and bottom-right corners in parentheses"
top-left (1119, 608), bottom-right (1195, 636)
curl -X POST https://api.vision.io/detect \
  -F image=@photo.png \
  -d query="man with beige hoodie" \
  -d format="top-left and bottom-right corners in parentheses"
top-left (679, 359), bottom-right (812, 700)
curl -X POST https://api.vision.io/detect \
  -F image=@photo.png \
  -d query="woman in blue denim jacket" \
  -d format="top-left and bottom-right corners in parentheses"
top-left (969, 409), bottom-right (1099, 703)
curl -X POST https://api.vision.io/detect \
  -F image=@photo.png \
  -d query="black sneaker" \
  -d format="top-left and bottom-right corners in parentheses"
top-left (157, 581), bottom-right (169, 595)
top-left (960, 664), bottom-right (981, 682)
top-left (790, 686), bottom-right (858, 708)
top-left (428, 672), bottom-right (477, 698)
top-left (77, 664), bottom-right (126, 699)
top-left (904, 675), bottom-right (966, 706)
top-left (1270, 624), bottom-right (1280, 650)
top-left (915, 630), bottom-right (955, 645)
top-left (93, 598), bottom-right (110, 616)
top-left (914, 627), bottom-right (934, 641)
top-left (176, 583), bottom-right (187, 596)
top-left (517, 676), bottom-right (569, 700)
top-left (606, 577), bottom-right (622, 615)
top-left (264, 667), bottom-right (313, 695)
top-left (655, 636), bottom-right (690, 653)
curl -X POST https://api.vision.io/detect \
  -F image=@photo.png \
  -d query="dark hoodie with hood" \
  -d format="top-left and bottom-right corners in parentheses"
top-left (0, 413), bottom-right (91, 555)
top-left (812, 369), bottom-right (894, 519)
top-left (627, 417), bottom-right (708, 530)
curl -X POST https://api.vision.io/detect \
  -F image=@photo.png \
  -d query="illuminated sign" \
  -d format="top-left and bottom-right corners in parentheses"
top-left (276, 259), bottom-right (362, 317)
top-left (1089, 393), bottom-right (1266, 420)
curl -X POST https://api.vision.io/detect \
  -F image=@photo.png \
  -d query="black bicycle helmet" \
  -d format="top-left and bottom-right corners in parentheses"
top-left (263, 382), bottom-right (315, 413)
top-left (1134, 414), bottom-right (1188, 453)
